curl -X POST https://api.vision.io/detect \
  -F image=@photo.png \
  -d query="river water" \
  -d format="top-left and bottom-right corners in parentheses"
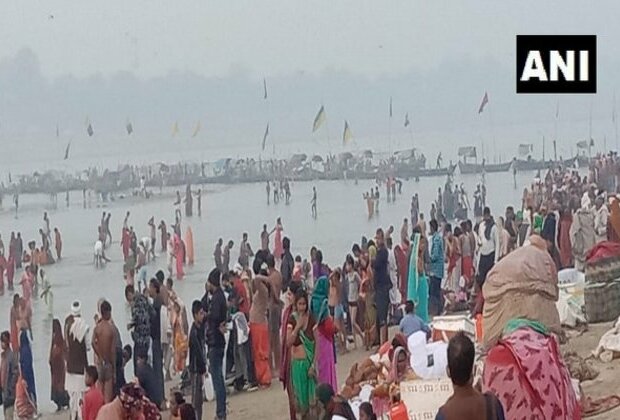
top-left (0, 170), bottom-right (536, 416)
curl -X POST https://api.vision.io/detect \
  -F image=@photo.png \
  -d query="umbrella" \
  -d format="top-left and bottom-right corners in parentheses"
top-left (362, 150), bottom-right (373, 158)
top-left (312, 155), bottom-right (324, 163)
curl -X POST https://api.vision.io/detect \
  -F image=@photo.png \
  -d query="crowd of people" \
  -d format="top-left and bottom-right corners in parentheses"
top-left (1, 152), bottom-right (619, 419)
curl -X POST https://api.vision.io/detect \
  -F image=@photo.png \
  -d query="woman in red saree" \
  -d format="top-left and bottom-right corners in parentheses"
top-left (393, 240), bottom-right (410, 303)
top-left (49, 319), bottom-right (70, 410)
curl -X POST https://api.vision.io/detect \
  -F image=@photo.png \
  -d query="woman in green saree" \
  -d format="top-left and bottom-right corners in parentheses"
top-left (286, 289), bottom-right (317, 418)
top-left (407, 226), bottom-right (429, 323)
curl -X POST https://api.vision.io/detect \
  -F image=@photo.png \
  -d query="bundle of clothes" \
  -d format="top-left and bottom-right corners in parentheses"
top-left (340, 331), bottom-right (449, 417)
top-left (480, 236), bottom-right (620, 419)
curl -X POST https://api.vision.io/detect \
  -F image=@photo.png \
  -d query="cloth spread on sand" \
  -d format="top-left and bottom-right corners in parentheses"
top-left (482, 328), bottom-right (580, 420)
top-left (482, 235), bottom-right (561, 349)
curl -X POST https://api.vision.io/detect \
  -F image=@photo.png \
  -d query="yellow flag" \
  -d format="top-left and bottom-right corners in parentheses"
top-left (312, 105), bottom-right (326, 133)
top-left (172, 121), bottom-right (179, 137)
top-left (342, 120), bottom-right (353, 145)
top-left (192, 121), bottom-right (201, 138)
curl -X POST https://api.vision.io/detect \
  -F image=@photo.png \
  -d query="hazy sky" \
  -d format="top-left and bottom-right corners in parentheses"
top-left (2, 1), bottom-right (618, 79)
top-left (0, 1), bottom-right (619, 172)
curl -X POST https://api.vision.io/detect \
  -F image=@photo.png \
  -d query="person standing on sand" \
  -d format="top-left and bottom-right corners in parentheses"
top-left (188, 300), bottom-right (206, 420)
top-left (429, 219), bottom-right (445, 317)
top-left (286, 288), bottom-right (317, 419)
top-left (281, 237), bottom-right (294, 292)
top-left (125, 285), bottom-right (153, 373)
top-left (266, 254), bottom-right (283, 375)
top-left (206, 268), bottom-right (228, 420)
top-left (49, 319), bottom-right (70, 411)
top-left (92, 300), bottom-right (116, 403)
top-left (250, 268), bottom-right (272, 388)
top-left (65, 301), bottom-right (90, 420)
top-left (266, 181), bottom-right (271, 205)
top-left (147, 279), bottom-right (165, 408)
top-left (1, 331), bottom-right (19, 420)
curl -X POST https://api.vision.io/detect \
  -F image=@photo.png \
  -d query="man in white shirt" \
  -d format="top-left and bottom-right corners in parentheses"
top-left (594, 196), bottom-right (609, 243)
top-left (476, 207), bottom-right (500, 285)
top-left (386, 237), bottom-right (401, 307)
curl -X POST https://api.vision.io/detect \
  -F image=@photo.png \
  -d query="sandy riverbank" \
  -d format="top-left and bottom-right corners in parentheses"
top-left (40, 322), bottom-right (620, 420)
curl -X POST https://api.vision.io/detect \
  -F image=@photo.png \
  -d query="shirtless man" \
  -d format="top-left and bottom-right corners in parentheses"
top-left (92, 300), bottom-right (117, 403)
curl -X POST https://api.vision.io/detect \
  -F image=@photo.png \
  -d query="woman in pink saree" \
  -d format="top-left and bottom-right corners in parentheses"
top-left (173, 234), bottom-right (184, 280)
top-left (483, 325), bottom-right (580, 420)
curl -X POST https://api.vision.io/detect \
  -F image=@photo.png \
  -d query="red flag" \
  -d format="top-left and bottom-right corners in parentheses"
top-left (478, 92), bottom-right (489, 114)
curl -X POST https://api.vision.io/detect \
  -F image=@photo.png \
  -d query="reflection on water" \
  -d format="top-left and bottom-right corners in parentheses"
top-left (0, 170), bottom-right (535, 414)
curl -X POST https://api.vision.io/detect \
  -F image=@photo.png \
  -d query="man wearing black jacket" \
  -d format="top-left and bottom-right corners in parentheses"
top-left (189, 300), bottom-right (206, 420)
top-left (280, 237), bottom-right (294, 291)
top-left (206, 268), bottom-right (228, 420)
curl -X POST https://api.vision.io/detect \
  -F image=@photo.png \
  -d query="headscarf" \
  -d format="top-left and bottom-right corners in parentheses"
top-left (389, 346), bottom-right (408, 382)
top-left (310, 276), bottom-right (329, 323)
top-left (119, 383), bottom-right (145, 412)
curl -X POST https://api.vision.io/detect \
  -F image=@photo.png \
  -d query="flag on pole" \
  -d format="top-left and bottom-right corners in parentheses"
top-left (63, 141), bottom-right (71, 160)
top-left (126, 120), bottom-right (133, 135)
top-left (263, 78), bottom-right (268, 100)
top-left (171, 121), bottom-right (179, 137)
top-left (262, 123), bottom-right (270, 150)
top-left (389, 97), bottom-right (393, 118)
top-left (86, 122), bottom-right (94, 137)
top-left (191, 121), bottom-right (201, 138)
top-left (478, 92), bottom-right (489, 114)
top-left (404, 113), bottom-right (410, 127)
top-left (312, 105), bottom-right (326, 132)
top-left (576, 140), bottom-right (589, 149)
top-left (518, 143), bottom-right (533, 156)
top-left (342, 120), bottom-right (353, 145)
